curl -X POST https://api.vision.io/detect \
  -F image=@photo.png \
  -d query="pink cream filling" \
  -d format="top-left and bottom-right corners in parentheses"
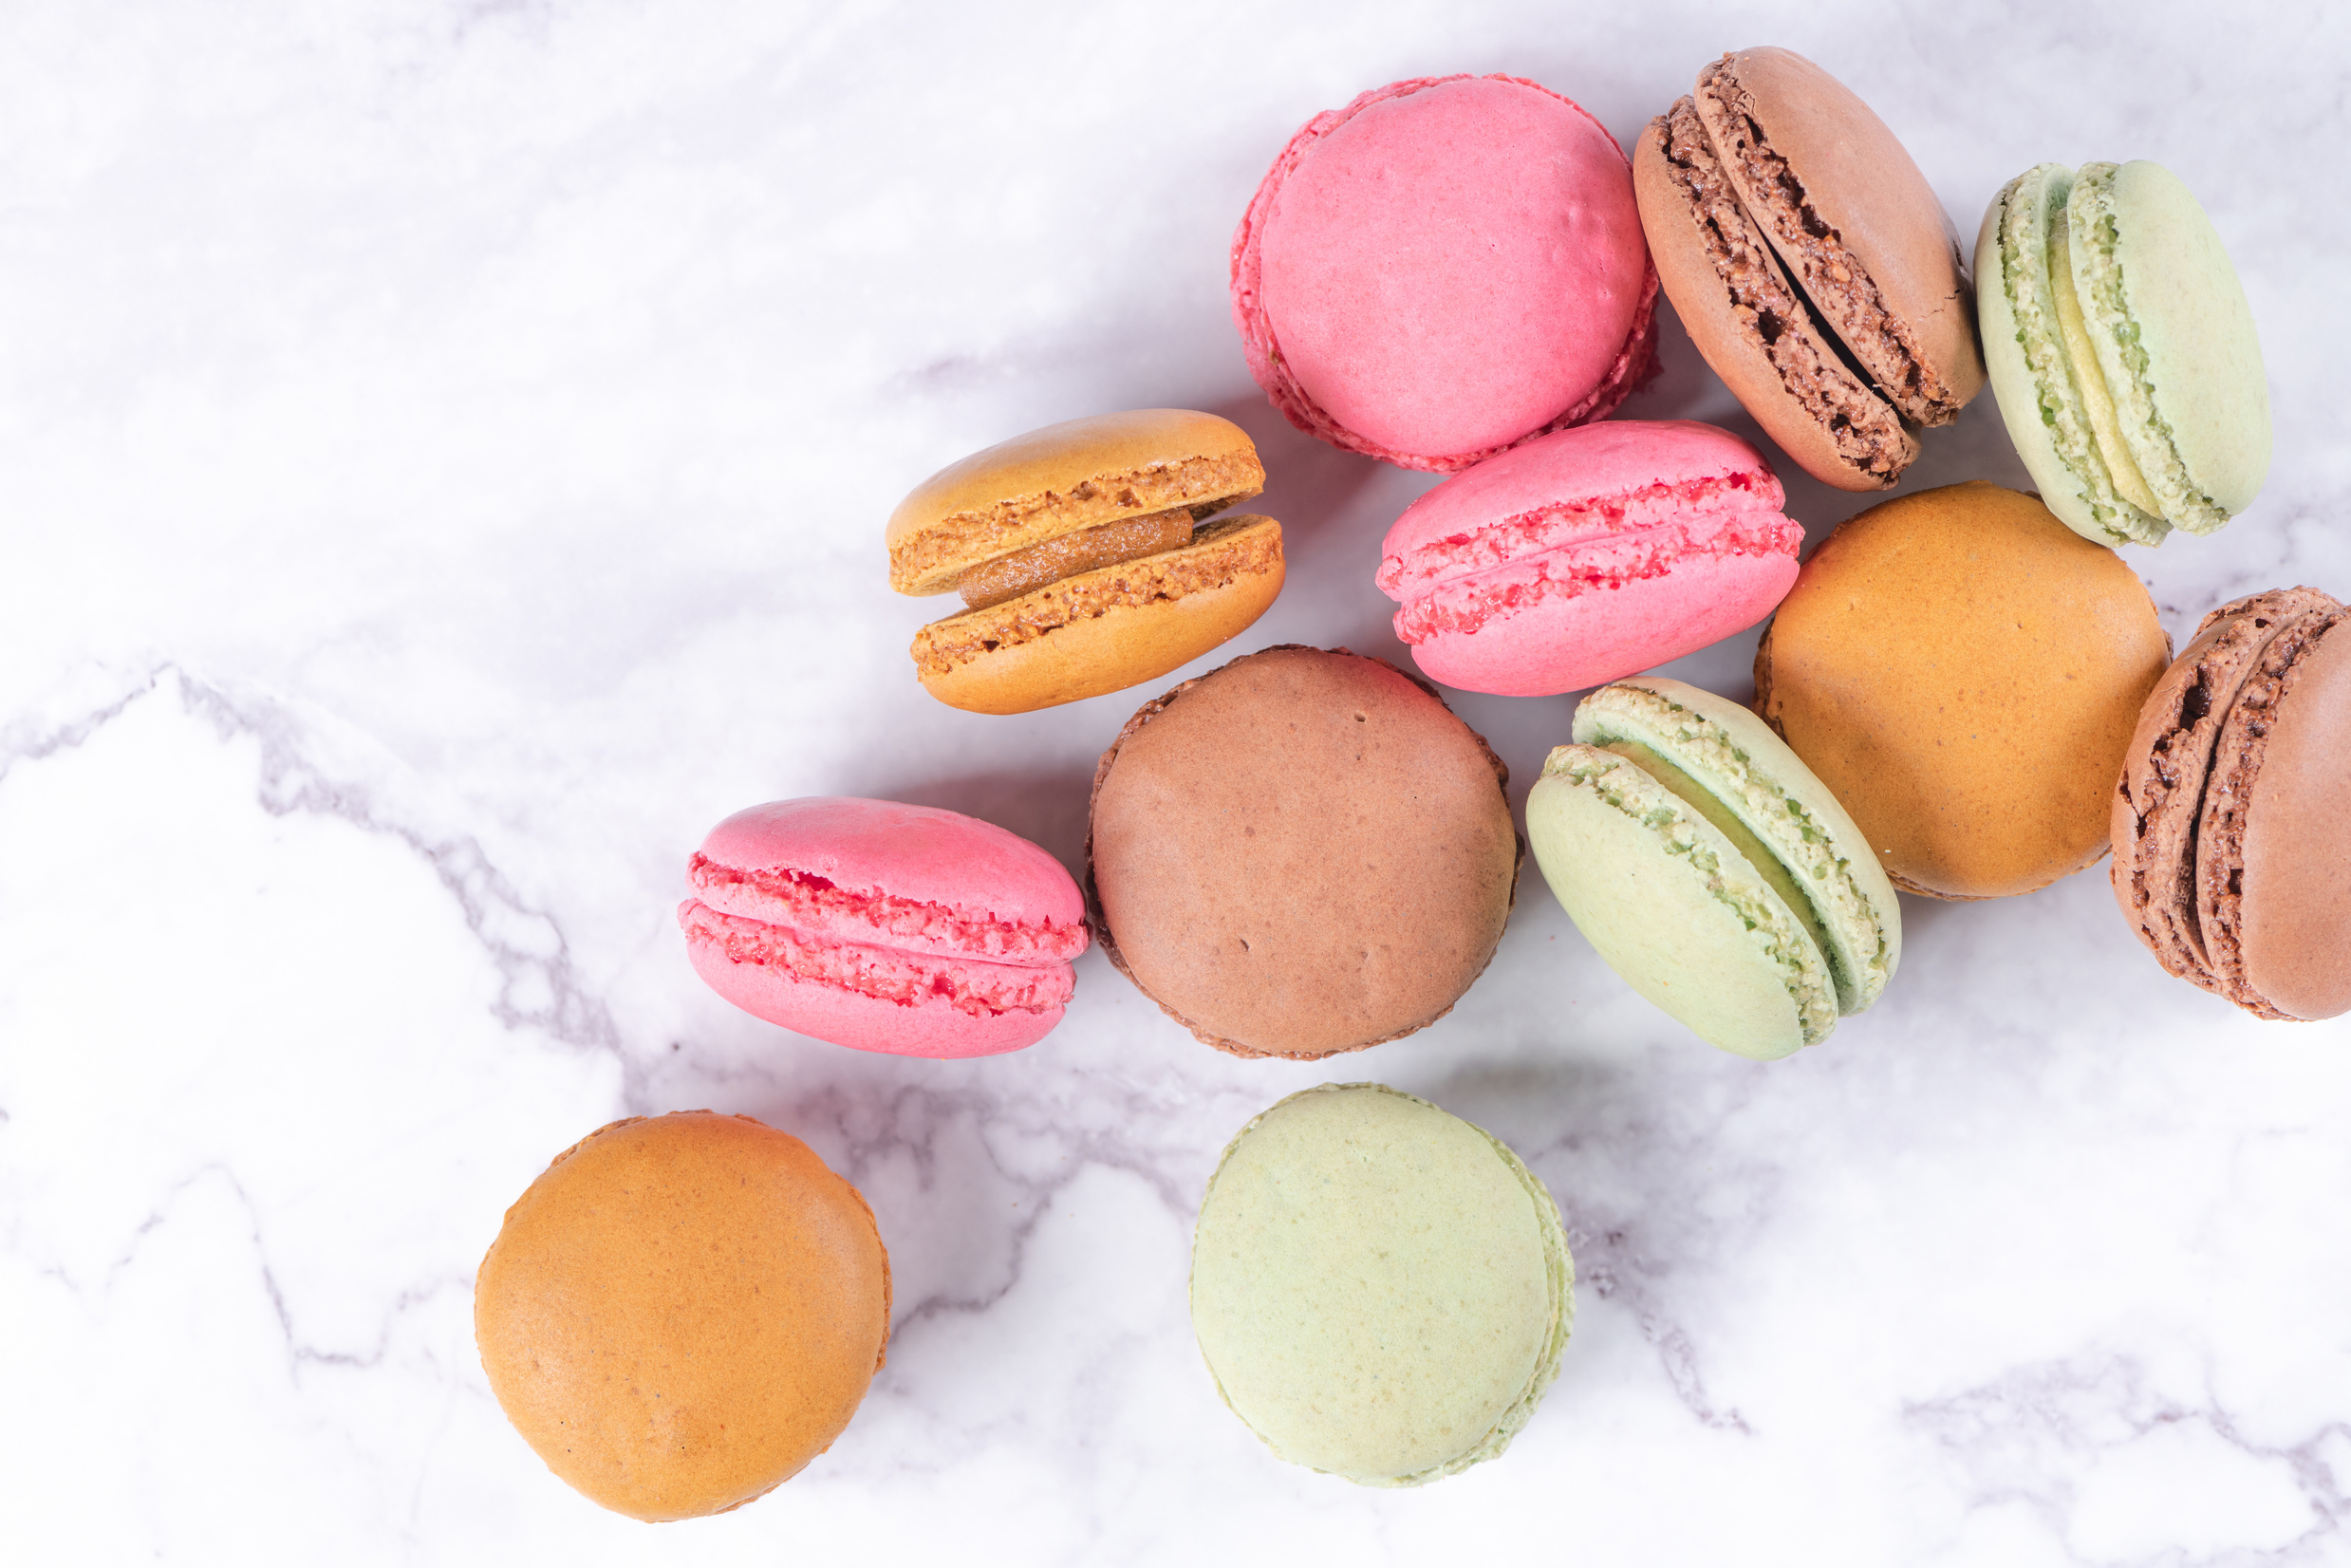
top-left (679, 900), bottom-right (1074, 1017)
top-left (687, 854), bottom-right (1090, 963)
top-left (1382, 478), bottom-right (1801, 644)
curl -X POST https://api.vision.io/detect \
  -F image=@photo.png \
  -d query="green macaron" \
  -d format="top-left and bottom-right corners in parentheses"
top-left (1526, 676), bottom-right (1901, 1060)
top-left (1189, 1083), bottom-right (1572, 1486)
top-left (1976, 159), bottom-right (2269, 548)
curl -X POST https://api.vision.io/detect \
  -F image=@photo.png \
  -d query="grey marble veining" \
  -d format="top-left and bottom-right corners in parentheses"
top-left (5, 2), bottom-right (2351, 1562)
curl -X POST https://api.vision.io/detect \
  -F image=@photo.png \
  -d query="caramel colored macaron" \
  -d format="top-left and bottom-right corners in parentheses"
top-left (1754, 482), bottom-right (2169, 899)
top-left (475, 1111), bottom-right (890, 1521)
top-left (888, 409), bottom-right (1284, 714)
top-left (1088, 645), bottom-right (1521, 1058)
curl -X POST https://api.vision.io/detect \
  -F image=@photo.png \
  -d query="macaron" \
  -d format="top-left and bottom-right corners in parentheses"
top-left (1087, 645), bottom-right (1520, 1058)
top-left (1231, 74), bottom-right (1657, 474)
top-left (1976, 160), bottom-right (2270, 547)
top-left (2112, 588), bottom-right (2351, 1019)
top-left (1190, 1083), bottom-right (1572, 1485)
top-left (888, 409), bottom-right (1284, 715)
top-left (1527, 676), bottom-right (1900, 1059)
top-left (678, 796), bottom-right (1089, 1057)
top-left (1633, 47), bottom-right (1983, 491)
top-left (1376, 420), bottom-right (1803, 696)
top-left (475, 1111), bottom-right (891, 1521)
top-left (1754, 482), bottom-right (2171, 899)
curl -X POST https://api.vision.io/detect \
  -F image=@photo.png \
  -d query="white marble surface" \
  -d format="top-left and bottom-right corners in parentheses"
top-left (5, 2), bottom-right (2349, 1561)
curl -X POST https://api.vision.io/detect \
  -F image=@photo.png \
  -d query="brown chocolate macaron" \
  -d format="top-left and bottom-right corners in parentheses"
top-left (475, 1111), bottom-right (891, 1521)
top-left (1633, 47), bottom-right (1983, 492)
top-left (2112, 588), bottom-right (2351, 1019)
top-left (1087, 645), bottom-right (1521, 1058)
top-left (889, 409), bottom-right (1284, 715)
top-left (1755, 482), bottom-right (2170, 900)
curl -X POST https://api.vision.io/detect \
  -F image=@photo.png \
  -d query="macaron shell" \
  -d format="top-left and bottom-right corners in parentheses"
top-left (913, 516), bottom-right (1284, 715)
top-left (2235, 618), bottom-right (2351, 1019)
top-left (1087, 645), bottom-right (1520, 1059)
top-left (2073, 160), bottom-right (2270, 528)
top-left (1406, 545), bottom-right (1798, 697)
top-left (697, 796), bottom-right (1083, 935)
top-left (682, 924), bottom-right (1066, 1057)
top-left (475, 1112), bottom-right (890, 1521)
top-left (1755, 482), bottom-right (2170, 899)
top-left (1633, 110), bottom-right (1915, 492)
top-left (1235, 75), bottom-right (1656, 471)
top-left (887, 409), bottom-right (1265, 595)
top-left (1527, 744), bottom-right (1832, 1058)
top-left (1695, 47), bottom-right (1982, 423)
top-left (1575, 677), bottom-right (1901, 1013)
top-left (1189, 1084), bottom-right (1570, 1485)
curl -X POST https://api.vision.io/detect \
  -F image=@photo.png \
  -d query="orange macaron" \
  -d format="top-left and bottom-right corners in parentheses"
top-left (475, 1111), bottom-right (891, 1521)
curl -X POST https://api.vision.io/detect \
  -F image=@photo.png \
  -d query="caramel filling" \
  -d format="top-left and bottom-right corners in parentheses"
top-left (957, 507), bottom-right (1198, 609)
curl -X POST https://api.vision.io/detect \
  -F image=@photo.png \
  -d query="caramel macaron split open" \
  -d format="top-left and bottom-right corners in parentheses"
top-left (888, 409), bottom-right (1285, 714)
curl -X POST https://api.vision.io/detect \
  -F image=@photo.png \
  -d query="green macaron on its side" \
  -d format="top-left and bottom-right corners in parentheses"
top-left (1977, 159), bottom-right (2269, 548)
top-left (1189, 1083), bottom-right (1573, 1486)
top-left (1527, 677), bottom-right (1901, 1059)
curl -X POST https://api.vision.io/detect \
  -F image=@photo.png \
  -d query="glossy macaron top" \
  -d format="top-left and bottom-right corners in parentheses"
top-left (886, 408), bottom-right (1266, 596)
top-left (1088, 646), bottom-right (1520, 1058)
top-left (1755, 482), bottom-right (2171, 900)
top-left (691, 796), bottom-right (1088, 961)
top-left (1692, 48), bottom-right (1981, 425)
top-left (1977, 160), bottom-right (2269, 547)
top-left (2113, 588), bottom-right (2351, 1020)
top-left (475, 1111), bottom-right (891, 1521)
top-left (1233, 75), bottom-right (1656, 472)
top-left (1190, 1083), bottom-right (1572, 1485)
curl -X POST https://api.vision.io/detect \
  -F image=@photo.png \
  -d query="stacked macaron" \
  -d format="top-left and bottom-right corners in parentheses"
top-left (478, 39), bottom-right (2319, 1521)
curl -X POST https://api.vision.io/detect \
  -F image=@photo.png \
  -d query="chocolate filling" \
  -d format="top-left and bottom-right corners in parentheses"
top-left (1657, 99), bottom-right (1913, 484)
top-left (1695, 63), bottom-right (1959, 426)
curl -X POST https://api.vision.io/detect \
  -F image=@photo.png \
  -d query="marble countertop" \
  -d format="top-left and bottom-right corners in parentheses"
top-left (7, 2), bottom-right (2349, 1562)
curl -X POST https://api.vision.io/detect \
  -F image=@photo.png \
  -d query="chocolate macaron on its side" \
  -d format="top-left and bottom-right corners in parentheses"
top-left (2113, 588), bottom-right (2351, 1019)
top-left (1754, 482), bottom-right (2171, 900)
top-left (1087, 645), bottom-right (1521, 1059)
top-left (1633, 47), bottom-right (1981, 492)
top-left (475, 1111), bottom-right (891, 1521)
top-left (889, 409), bottom-right (1284, 715)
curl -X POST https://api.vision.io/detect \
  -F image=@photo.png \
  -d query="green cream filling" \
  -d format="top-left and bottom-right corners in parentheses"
top-left (1547, 747), bottom-right (1838, 1047)
top-left (2048, 211), bottom-right (2165, 516)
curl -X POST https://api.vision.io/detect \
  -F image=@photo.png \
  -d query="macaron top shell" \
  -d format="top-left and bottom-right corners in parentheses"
top-left (1088, 646), bottom-right (1520, 1058)
top-left (692, 797), bottom-right (1087, 961)
top-left (887, 409), bottom-right (1265, 595)
top-left (1190, 1084), bottom-right (1572, 1485)
top-left (475, 1112), bottom-right (891, 1521)
top-left (1693, 47), bottom-right (1981, 425)
top-left (1234, 75), bottom-right (1656, 472)
top-left (1755, 482), bottom-right (2170, 900)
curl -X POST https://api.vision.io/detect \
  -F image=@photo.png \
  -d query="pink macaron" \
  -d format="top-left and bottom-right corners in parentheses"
top-left (1377, 420), bottom-right (1804, 696)
top-left (677, 797), bottom-right (1090, 1058)
top-left (1231, 74), bottom-right (1657, 474)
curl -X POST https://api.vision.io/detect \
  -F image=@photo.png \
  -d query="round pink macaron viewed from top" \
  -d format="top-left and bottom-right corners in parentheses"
top-left (1233, 75), bottom-right (1657, 474)
top-left (1377, 420), bottom-right (1803, 696)
top-left (677, 796), bottom-right (1090, 1058)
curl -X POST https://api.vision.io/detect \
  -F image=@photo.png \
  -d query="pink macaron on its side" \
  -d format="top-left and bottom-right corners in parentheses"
top-left (1232, 74), bottom-right (1658, 475)
top-left (677, 796), bottom-right (1090, 1058)
top-left (1376, 420), bottom-right (1804, 696)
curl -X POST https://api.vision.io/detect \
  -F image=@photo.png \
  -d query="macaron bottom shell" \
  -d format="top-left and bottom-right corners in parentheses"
top-left (1402, 544), bottom-right (1799, 697)
top-left (682, 922), bottom-right (1066, 1058)
top-left (1527, 745), bottom-right (1835, 1059)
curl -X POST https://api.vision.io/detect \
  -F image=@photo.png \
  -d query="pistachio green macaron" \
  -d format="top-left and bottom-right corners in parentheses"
top-left (1976, 160), bottom-right (2269, 548)
top-left (1189, 1083), bottom-right (1572, 1486)
top-left (1527, 676), bottom-right (1901, 1059)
